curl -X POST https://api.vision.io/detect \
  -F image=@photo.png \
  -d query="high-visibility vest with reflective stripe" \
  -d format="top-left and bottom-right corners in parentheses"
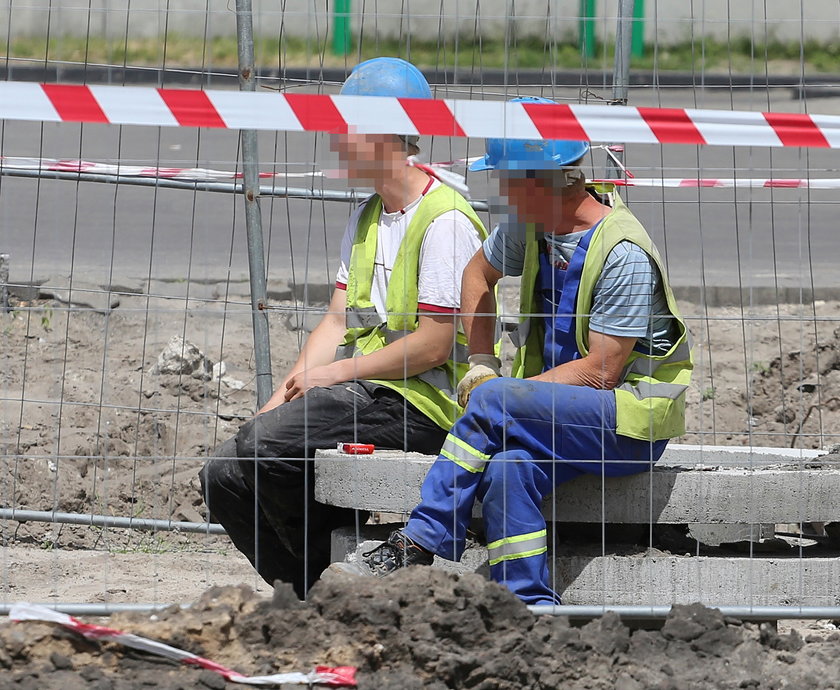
top-left (337, 185), bottom-right (488, 429)
top-left (511, 187), bottom-right (693, 441)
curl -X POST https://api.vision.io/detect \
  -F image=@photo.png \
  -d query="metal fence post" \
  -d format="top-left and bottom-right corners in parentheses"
top-left (234, 0), bottom-right (273, 408)
top-left (0, 253), bottom-right (9, 312)
top-left (607, 0), bottom-right (635, 177)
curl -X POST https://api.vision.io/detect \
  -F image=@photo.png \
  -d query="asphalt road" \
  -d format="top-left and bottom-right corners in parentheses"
top-left (2, 83), bottom-right (839, 294)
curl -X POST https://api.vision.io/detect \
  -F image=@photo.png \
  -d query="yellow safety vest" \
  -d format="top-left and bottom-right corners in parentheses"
top-left (511, 186), bottom-right (693, 441)
top-left (337, 185), bottom-right (489, 429)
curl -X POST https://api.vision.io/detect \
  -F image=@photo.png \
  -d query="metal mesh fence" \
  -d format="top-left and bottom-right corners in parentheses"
top-left (1, 1), bottom-right (839, 615)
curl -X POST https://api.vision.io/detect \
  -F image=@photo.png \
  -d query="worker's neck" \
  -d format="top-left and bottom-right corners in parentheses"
top-left (551, 192), bottom-right (609, 235)
top-left (376, 165), bottom-right (431, 214)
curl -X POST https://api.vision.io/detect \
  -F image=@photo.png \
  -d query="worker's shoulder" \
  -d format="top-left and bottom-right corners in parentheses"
top-left (421, 208), bottom-right (484, 238)
top-left (598, 241), bottom-right (656, 279)
top-left (606, 239), bottom-right (650, 261)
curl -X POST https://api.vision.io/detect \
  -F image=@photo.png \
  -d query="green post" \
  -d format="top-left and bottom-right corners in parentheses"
top-left (631, 0), bottom-right (645, 58)
top-left (580, 0), bottom-right (596, 59)
top-left (332, 0), bottom-right (351, 56)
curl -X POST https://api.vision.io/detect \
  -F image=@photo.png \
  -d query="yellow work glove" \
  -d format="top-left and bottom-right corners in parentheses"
top-left (457, 354), bottom-right (502, 408)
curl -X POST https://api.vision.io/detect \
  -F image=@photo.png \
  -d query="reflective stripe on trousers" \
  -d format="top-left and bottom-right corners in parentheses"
top-left (487, 530), bottom-right (547, 566)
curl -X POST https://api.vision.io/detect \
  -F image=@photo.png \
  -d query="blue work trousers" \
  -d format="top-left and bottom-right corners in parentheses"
top-left (403, 377), bottom-right (667, 605)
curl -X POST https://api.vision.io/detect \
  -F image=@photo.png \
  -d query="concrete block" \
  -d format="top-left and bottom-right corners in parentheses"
top-left (327, 527), bottom-right (840, 606)
top-left (314, 445), bottom-right (835, 524)
top-left (557, 551), bottom-right (840, 607)
top-left (662, 443), bottom-right (823, 468)
top-left (687, 523), bottom-right (775, 547)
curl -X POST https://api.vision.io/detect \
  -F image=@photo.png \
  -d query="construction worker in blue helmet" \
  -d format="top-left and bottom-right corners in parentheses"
top-left (200, 57), bottom-right (488, 599)
top-left (349, 96), bottom-right (694, 605)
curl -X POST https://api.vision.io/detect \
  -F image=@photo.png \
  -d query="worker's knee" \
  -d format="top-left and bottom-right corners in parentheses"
top-left (199, 456), bottom-right (233, 499)
top-left (199, 437), bottom-right (243, 499)
top-left (467, 377), bottom-right (532, 416)
top-left (480, 450), bottom-right (554, 505)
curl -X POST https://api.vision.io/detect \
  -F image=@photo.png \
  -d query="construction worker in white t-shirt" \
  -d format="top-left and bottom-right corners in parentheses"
top-left (199, 57), bottom-right (487, 598)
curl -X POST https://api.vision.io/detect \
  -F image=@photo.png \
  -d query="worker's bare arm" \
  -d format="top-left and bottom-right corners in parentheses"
top-left (528, 330), bottom-right (636, 389)
top-left (460, 249), bottom-right (503, 356)
top-left (282, 312), bottom-right (457, 402)
top-left (258, 288), bottom-right (348, 413)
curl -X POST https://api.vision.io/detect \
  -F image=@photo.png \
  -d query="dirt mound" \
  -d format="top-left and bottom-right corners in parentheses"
top-left (2, 570), bottom-right (840, 689)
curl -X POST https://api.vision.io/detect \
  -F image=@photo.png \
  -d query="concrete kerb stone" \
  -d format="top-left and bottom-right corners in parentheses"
top-left (558, 551), bottom-right (840, 606)
top-left (328, 526), bottom-right (840, 607)
top-left (17, 277), bottom-right (840, 311)
top-left (314, 444), bottom-right (829, 524)
top-left (36, 278), bottom-right (121, 313)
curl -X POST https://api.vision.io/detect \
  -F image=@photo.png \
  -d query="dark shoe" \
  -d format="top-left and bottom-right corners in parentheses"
top-left (361, 530), bottom-right (434, 576)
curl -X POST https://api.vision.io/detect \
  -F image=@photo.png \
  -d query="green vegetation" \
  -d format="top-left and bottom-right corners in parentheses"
top-left (40, 306), bottom-right (53, 332)
top-left (2, 34), bottom-right (838, 74)
top-left (751, 361), bottom-right (770, 375)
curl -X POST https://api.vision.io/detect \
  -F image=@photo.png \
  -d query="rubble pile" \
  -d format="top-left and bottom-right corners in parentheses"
top-left (3, 570), bottom-right (840, 689)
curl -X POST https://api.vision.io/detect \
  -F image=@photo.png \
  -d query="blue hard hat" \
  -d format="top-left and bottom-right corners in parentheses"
top-left (469, 97), bottom-right (590, 172)
top-left (340, 57), bottom-right (432, 99)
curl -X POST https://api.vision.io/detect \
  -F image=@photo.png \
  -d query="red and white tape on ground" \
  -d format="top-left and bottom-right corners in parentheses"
top-left (2, 81), bottom-right (840, 149)
top-left (9, 603), bottom-right (357, 687)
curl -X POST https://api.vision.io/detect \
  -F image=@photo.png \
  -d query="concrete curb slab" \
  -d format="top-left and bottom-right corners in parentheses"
top-left (329, 526), bottom-right (840, 607)
top-left (314, 445), bottom-right (831, 523)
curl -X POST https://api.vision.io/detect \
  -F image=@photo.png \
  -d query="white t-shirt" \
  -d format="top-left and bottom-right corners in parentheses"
top-left (335, 179), bottom-right (482, 318)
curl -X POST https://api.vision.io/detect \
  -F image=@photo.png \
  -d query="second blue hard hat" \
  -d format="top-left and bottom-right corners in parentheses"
top-left (340, 57), bottom-right (432, 99)
top-left (469, 97), bottom-right (590, 172)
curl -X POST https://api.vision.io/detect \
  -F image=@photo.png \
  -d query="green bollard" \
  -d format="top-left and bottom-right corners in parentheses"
top-left (632, 0), bottom-right (645, 58)
top-left (580, 0), bottom-right (596, 59)
top-left (332, 0), bottom-right (351, 56)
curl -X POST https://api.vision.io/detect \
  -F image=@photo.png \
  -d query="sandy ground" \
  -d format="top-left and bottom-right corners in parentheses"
top-left (1, 290), bottom-right (839, 611)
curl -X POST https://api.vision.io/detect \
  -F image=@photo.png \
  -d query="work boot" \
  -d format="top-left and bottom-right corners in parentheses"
top-left (361, 529), bottom-right (434, 576)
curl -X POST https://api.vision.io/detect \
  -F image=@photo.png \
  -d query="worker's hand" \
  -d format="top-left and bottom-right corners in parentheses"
top-left (457, 354), bottom-right (502, 408)
top-left (283, 363), bottom-right (345, 402)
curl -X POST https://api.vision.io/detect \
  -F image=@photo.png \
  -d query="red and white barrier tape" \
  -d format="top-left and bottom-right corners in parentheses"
top-left (593, 177), bottom-right (840, 189)
top-left (0, 156), bottom-right (322, 181)
top-left (9, 603), bottom-right (357, 687)
top-left (2, 82), bottom-right (839, 149)
top-left (2, 155), bottom-right (836, 190)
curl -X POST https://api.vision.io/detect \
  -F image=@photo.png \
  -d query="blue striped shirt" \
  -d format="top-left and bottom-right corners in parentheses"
top-left (484, 221), bottom-right (677, 354)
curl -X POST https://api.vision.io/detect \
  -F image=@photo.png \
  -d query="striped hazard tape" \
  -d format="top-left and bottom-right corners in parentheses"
top-left (9, 603), bottom-right (357, 687)
top-left (1, 81), bottom-right (839, 148)
top-left (2, 156), bottom-right (836, 190)
top-left (0, 156), bottom-right (324, 181)
top-left (597, 178), bottom-right (840, 189)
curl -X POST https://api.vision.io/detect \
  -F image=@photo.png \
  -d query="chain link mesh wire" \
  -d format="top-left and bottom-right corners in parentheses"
top-left (0, 1), bottom-right (839, 612)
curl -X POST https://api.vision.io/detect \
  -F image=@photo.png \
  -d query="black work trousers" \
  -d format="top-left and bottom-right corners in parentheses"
top-left (199, 380), bottom-right (446, 598)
